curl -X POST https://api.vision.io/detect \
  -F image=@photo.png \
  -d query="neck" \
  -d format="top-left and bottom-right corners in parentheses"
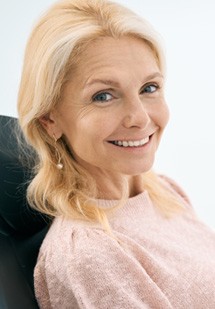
top-left (93, 172), bottom-right (144, 200)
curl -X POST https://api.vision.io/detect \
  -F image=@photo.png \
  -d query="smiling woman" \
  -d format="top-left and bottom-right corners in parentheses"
top-left (40, 36), bottom-right (169, 190)
top-left (17, 0), bottom-right (215, 308)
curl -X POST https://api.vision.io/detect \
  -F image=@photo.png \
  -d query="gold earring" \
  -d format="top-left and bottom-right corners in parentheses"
top-left (53, 134), bottom-right (63, 170)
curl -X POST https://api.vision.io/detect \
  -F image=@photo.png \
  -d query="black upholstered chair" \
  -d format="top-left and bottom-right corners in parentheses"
top-left (0, 115), bottom-right (50, 309)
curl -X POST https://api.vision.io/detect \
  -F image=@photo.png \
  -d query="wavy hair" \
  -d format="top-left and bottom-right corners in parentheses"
top-left (17, 0), bottom-right (185, 234)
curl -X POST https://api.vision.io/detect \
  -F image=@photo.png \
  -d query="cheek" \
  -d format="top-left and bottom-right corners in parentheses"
top-left (65, 112), bottom-right (113, 152)
top-left (77, 108), bottom-right (117, 140)
top-left (156, 102), bottom-right (170, 129)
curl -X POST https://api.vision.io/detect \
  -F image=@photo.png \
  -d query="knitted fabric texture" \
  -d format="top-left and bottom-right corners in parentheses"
top-left (34, 177), bottom-right (215, 308)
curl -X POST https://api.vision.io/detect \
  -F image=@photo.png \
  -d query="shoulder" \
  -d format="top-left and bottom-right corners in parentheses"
top-left (34, 217), bottom-right (157, 308)
top-left (35, 216), bottom-right (120, 274)
top-left (34, 217), bottom-right (137, 300)
top-left (37, 216), bottom-right (106, 256)
top-left (34, 217), bottom-right (116, 303)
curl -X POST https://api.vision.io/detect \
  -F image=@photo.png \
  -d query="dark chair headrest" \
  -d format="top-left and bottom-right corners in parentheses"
top-left (0, 115), bottom-right (50, 237)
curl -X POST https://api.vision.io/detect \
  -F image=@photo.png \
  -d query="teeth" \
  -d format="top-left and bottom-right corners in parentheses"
top-left (133, 141), bottom-right (140, 146)
top-left (112, 137), bottom-right (149, 147)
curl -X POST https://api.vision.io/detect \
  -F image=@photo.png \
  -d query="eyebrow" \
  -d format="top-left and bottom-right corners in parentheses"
top-left (85, 72), bottom-right (164, 89)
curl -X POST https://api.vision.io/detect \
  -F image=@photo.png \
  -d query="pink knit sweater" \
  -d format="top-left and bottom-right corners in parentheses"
top-left (34, 177), bottom-right (215, 308)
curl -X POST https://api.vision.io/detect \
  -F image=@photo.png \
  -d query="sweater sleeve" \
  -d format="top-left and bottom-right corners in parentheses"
top-left (34, 224), bottom-right (171, 309)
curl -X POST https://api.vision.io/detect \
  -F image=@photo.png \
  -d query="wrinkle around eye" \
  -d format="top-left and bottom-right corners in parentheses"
top-left (75, 103), bottom-right (99, 120)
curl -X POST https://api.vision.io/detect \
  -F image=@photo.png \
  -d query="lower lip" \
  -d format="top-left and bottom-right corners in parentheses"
top-left (108, 135), bottom-right (153, 153)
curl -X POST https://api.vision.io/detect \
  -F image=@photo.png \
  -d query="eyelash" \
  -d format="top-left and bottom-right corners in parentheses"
top-left (92, 91), bottom-right (113, 103)
top-left (92, 83), bottom-right (160, 103)
top-left (141, 83), bottom-right (160, 94)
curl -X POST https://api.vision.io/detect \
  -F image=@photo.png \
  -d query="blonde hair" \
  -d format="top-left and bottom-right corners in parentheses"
top-left (17, 0), bottom-right (184, 234)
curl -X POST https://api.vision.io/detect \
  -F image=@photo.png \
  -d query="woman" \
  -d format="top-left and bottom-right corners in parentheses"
top-left (17, 0), bottom-right (215, 308)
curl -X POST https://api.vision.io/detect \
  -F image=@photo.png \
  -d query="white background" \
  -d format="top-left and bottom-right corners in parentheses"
top-left (1, 0), bottom-right (215, 229)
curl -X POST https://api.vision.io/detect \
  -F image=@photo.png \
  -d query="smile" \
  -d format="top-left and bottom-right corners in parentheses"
top-left (109, 136), bottom-right (150, 147)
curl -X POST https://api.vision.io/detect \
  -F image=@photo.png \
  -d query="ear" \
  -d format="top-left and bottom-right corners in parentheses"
top-left (39, 111), bottom-right (63, 139)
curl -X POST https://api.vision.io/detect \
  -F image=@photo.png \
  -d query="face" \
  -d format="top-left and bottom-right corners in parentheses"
top-left (42, 36), bottom-right (169, 189)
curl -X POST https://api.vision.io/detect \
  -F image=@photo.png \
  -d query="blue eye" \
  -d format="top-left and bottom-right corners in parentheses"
top-left (93, 92), bottom-right (113, 102)
top-left (143, 84), bottom-right (158, 93)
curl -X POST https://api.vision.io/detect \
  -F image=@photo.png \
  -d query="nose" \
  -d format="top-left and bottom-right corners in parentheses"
top-left (122, 98), bottom-right (151, 129)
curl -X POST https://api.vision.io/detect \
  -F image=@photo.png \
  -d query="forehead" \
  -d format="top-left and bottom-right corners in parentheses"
top-left (73, 36), bottom-right (159, 78)
top-left (60, 36), bottom-right (161, 103)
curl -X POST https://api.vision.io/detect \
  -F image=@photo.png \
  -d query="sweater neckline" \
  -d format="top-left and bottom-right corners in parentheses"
top-left (96, 190), bottom-right (150, 208)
